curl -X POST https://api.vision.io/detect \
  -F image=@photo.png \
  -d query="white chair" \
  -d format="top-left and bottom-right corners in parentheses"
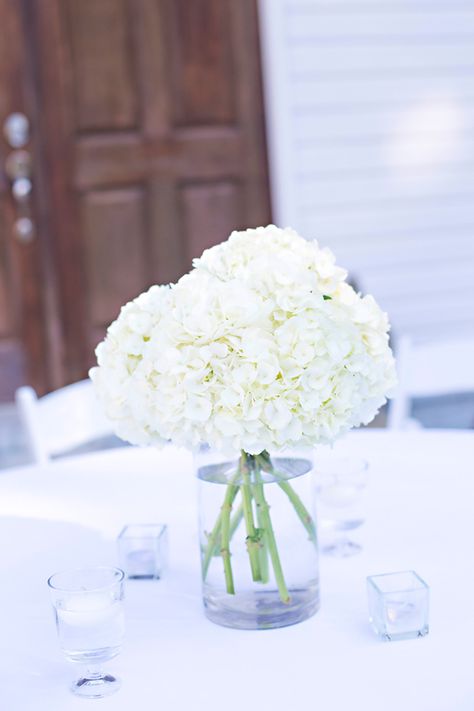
top-left (387, 335), bottom-right (474, 430)
top-left (15, 380), bottom-right (116, 464)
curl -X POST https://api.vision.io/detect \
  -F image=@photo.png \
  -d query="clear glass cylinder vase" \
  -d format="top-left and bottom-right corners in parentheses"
top-left (196, 447), bottom-right (320, 630)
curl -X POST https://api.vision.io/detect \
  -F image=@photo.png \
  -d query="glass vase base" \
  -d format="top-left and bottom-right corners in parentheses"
top-left (72, 674), bottom-right (121, 699)
top-left (203, 583), bottom-right (320, 630)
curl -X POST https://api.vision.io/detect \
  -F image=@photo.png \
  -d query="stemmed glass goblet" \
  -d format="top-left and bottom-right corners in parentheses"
top-left (48, 566), bottom-right (125, 698)
top-left (314, 455), bottom-right (369, 557)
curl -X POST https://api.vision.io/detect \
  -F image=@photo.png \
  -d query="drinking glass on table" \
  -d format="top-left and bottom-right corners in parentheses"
top-left (48, 566), bottom-right (125, 698)
top-left (314, 455), bottom-right (369, 557)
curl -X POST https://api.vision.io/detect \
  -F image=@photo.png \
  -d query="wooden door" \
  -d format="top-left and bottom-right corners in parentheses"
top-left (30, 0), bottom-right (271, 387)
top-left (0, 0), bottom-right (48, 400)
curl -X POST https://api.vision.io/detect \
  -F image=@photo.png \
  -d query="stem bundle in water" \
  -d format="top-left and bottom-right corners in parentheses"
top-left (201, 450), bottom-right (317, 605)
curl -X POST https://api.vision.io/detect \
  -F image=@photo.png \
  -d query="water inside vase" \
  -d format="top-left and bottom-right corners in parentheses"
top-left (197, 453), bottom-right (320, 629)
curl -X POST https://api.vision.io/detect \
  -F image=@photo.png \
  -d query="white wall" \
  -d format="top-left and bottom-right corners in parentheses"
top-left (259, 0), bottom-right (474, 342)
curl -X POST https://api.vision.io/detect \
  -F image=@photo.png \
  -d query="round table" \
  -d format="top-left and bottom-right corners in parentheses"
top-left (1, 430), bottom-right (473, 710)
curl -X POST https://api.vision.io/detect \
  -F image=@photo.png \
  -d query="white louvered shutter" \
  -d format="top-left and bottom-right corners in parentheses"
top-left (259, 0), bottom-right (474, 342)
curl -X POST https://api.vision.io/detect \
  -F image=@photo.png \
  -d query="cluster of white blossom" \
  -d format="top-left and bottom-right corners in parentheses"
top-left (90, 226), bottom-right (396, 454)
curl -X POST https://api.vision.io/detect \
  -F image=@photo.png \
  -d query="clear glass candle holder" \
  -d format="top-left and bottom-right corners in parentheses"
top-left (367, 571), bottom-right (429, 641)
top-left (48, 566), bottom-right (125, 698)
top-left (118, 524), bottom-right (168, 579)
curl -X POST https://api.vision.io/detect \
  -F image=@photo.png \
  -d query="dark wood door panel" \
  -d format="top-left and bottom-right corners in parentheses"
top-left (65, 0), bottom-right (139, 133)
top-left (180, 180), bottom-right (243, 263)
top-left (74, 129), bottom-right (245, 189)
top-left (82, 186), bottom-right (150, 340)
top-left (167, 0), bottom-right (236, 126)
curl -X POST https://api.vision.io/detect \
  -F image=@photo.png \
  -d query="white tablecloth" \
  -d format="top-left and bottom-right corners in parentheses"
top-left (0, 430), bottom-right (473, 711)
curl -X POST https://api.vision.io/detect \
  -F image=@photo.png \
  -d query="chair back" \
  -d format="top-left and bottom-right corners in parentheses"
top-left (388, 336), bottom-right (474, 429)
top-left (15, 380), bottom-right (113, 464)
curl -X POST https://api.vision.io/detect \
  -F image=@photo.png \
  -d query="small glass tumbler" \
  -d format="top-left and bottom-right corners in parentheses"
top-left (118, 524), bottom-right (168, 579)
top-left (48, 566), bottom-right (125, 698)
top-left (367, 571), bottom-right (429, 641)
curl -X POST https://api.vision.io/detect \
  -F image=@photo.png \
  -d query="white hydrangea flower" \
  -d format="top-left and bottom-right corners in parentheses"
top-left (90, 226), bottom-right (396, 454)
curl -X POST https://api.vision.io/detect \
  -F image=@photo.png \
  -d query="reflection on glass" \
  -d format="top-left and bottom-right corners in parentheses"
top-left (314, 455), bottom-right (368, 557)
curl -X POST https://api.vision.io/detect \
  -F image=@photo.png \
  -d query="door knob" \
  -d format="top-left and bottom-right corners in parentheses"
top-left (4, 149), bottom-right (35, 243)
top-left (13, 216), bottom-right (34, 243)
top-left (12, 176), bottom-right (32, 201)
top-left (3, 112), bottom-right (30, 148)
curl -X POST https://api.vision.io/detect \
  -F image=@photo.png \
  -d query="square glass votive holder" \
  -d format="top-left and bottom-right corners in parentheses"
top-left (118, 524), bottom-right (168, 580)
top-left (367, 571), bottom-right (429, 641)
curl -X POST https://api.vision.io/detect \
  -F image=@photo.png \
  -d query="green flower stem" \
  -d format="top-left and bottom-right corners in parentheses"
top-left (208, 501), bottom-right (243, 561)
top-left (252, 469), bottom-right (290, 604)
top-left (257, 453), bottom-right (317, 544)
top-left (252, 465), bottom-right (270, 584)
top-left (202, 482), bottom-right (239, 580)
top-left (277, 479), bottom-right (317, 543)
top-left (240, 452), bottom-right (262, 582)
top-left (229, 502), bottom-right (244, 540)
top-left (220, 481), bottom-right (237, 594)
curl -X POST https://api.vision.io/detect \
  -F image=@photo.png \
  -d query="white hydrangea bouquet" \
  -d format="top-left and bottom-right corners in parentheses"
top-left (91, 226), bottom-right (396, 628)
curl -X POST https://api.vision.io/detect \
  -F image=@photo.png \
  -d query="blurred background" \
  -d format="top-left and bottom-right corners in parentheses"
top-left (1, 0), bottom-right (473, 466)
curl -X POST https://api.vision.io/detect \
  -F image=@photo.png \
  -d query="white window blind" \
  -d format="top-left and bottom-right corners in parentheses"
top-left (259, 0), bottom-right (474, 342)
